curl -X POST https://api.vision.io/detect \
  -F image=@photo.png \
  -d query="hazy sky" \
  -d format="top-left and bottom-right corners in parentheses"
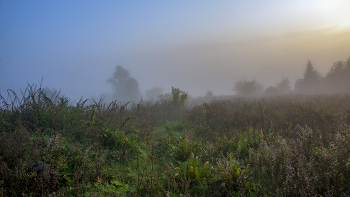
top-left (1, 0), bottom-right (350, 99)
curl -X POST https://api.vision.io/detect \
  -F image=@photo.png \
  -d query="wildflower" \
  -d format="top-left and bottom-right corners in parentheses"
top-left (26, 172), bottom-right (36, 178)
top-left (189, 166), bottom-right (194, 173)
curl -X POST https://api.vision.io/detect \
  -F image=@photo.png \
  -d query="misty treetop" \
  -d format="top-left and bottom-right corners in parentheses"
top-left (233, 79), bottom-right (264, 97)
top-left (325, 57), bottom-right (350, 93)
top-left (276, 76), bottom-right (291, 94)
top-left (294, 60), bottom-right (322, 94)
top-left (107, 65), bottom-right (142, 102)
top-left (296, 57), bottom-right (350, 94)
top-left (233, 77), bottom-right (292, 97)
top-left (265, 86), bottom-right (279, 96)
top-left (145, 86), bottom-right (163, 100)
top-left (304, 59), bottom-right (320, 80)
top-left (206, 90), bottom-right (213, 98)
top-left (171, 87), bottom-right (189, 109)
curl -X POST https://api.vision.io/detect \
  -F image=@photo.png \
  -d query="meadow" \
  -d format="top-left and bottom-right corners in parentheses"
top-left (1, 84), bottom-right (350, 196)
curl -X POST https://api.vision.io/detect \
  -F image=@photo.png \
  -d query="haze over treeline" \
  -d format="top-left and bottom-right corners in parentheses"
top-left (1, 1), bottom-right (350, 100)
top-left (129, 28), bottom-right (350, 97)
top-left (93, 54), bottom-right (350, 103)
top-left (7, 53), bottom-right (350, 104)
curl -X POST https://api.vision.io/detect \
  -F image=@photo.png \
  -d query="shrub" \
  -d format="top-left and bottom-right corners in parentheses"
top-left (171, 87), bottom-right (188, 109)
top-left (168, 137), bottom-right (201, 162)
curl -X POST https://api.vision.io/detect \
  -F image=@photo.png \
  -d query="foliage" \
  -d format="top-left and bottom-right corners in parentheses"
top-left (2, 83), bottom-right (350, 196)
top-left (217, 154), bottom-right (253, 195)
top-left (158, 93), bottom-right (172, 102)
top-left (176, 156), bottom-right (215, 182)
top-left (101, 123), bottom-right (138, 163)
top-left (304, 59), bottom-right (319, 80)
top-left (295, 60), bottom-right (322, 94)
top-left (276, 76), bottom-right (291, 94)
top-left (168, 136), bottom-right (201, 162)
top-left (233, 79), bottom-right (264, 97)
top-left (325, 58), bottom-right (350, 93)
top-left (264, 86), bottom-right (279, 96)
top-left (206, 90), bottom-right (213, 97)
top-left (107, 65), bottom-right (141, 102)
top-left (90, 179), bottom-right (129, 196)
top-left (145, 86), bottom-right (164, 100)
top-left (171, 87), bottom-right (189, 109)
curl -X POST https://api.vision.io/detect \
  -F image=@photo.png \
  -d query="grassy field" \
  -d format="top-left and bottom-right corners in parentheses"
top-left (1, 84), bottom-right (350, 196)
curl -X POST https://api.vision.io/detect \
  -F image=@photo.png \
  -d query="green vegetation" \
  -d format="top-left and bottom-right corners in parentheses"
top-left (233, 80), bottom-right (264, 97)
top-left (1, 84), bottom-right (350, 196)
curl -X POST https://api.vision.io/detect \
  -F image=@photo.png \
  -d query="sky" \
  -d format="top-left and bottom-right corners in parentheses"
top-left (1, 0), bottom-right (350, 100)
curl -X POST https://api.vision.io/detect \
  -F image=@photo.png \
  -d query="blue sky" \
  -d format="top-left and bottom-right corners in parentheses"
top-left (1, 0), bottom-right (350, 100)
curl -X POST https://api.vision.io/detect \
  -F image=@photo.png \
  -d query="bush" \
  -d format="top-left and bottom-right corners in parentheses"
top-left (171, 87), bottom-right (189, 109)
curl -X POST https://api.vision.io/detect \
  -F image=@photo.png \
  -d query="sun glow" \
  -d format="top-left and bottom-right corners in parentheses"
top-left (292, 0), bottom-right (350, 31)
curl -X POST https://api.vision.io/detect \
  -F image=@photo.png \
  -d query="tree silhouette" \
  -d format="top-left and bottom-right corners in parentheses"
top-left (276, 76), bottom-right (291, 95)
top-left (344, 56), bottom-right (350, 75)
top-left (107, 65), bottom-right (141, 102)
top-left (344, 57), bottom-right (350, 92)
top-left (325, 57), bottom-right (350, 93)
top-left (304, 60), bottom-right (319, 80)
top-left (265, 86), bottom-right (279, 96)
top-left (171, 87), bottom-right (188, 109)
top-left (233, 80), bottom-right (264, 97)
top-left (206, 90), bottom-right (213, 97)
top-left (295, 60), bottom-right (322, 94)
top-left (145, 86), bottom-right (163, 99)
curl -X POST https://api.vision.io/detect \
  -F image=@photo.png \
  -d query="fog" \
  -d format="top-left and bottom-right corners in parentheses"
top-left (127, 28), bottom-right (350, 97)
top-left (1, 1), bottom-right (350, 102)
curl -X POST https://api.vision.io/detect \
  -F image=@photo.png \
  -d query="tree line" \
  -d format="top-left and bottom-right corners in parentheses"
top-left (107, 56), bottom-right (350, 101)
top-left (234, 56), bottom-right (350, 97)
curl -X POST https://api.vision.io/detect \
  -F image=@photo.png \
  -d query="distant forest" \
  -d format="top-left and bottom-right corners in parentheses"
top-left (40, 56), bottom-right (350, 103)
top-left (104, 55), bottom-right (350, 102)
top-left (234, 56), bottom-right (350, 97)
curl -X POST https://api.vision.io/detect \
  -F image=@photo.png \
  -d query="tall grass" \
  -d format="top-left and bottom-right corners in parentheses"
top-left (1, 84), bottom-right (350, 196)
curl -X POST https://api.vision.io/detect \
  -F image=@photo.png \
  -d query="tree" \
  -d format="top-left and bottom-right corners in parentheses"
top-left (326, 61), bottom-right (344, 80)
top-left (158, 93), bottom-right (172, 102)
top-left (206, 90), bottom-right (213, 97)
top-left (343, 56), bottom-right (350, 92)
top-left (325, 58), bottom-right (350, 93)
top-left (265, 86), bottom-right (279, 96)
top-left (107, 65), bottom-right (141, 102)
top-left (42, 87), bottom-right (57, 99)
top-left (145, 86), bottom-right (163, 99)
top-left (171, 87), bottom-right (188, 109)
top-left (295, 60), bottom-right (322, 94)
top-left (325, 61), bottom-right (344, 92)
top-left (343, 56), bottom-right (350, 75)
top-left (276, 76), bottom-right (291, 94)
top-left (294, 79), bottom-right (304, 93)
top-left (233, 80), bottom-right (264, 97)
top-left (304, 60), bottom-right (319, 81)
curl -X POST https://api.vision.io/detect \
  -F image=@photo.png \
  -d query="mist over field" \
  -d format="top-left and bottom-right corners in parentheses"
top-left (3, 2), bottom-right (350, 195)
top-left (1, 1), bottom-right (350, 101)
top-left (130, 28), bottom-right (350, 97)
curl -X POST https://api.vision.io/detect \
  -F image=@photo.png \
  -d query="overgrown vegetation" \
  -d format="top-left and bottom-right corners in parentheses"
top-left (1, 83), bottom-right (350, 196)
